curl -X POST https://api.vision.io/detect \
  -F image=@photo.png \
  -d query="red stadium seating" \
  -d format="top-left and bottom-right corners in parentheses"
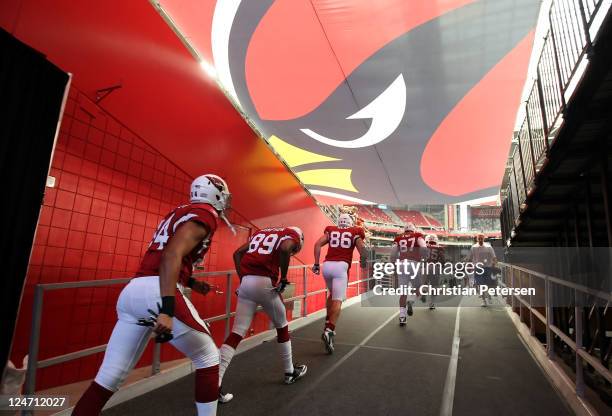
top-left (392, 210), bottom-right (429, 227)
top-left (351, 205), bottom-right (392, 223)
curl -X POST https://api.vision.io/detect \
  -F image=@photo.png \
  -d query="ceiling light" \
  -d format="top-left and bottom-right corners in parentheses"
top-left (200, 60), bottom-right (217, 79)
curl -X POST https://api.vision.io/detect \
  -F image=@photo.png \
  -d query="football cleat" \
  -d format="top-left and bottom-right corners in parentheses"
top-left (284, 364), bottom-right (308, 385)
top-left (407, 303), bottom-right (414, 316)
top-left (399, 316), bottom-right (407, 327)
top-left (218, 387), bottom-right (233, 404)
top-left (322, 329), bottom-right (335, 354)
top-left (429, 303), bottom-right (436, 310)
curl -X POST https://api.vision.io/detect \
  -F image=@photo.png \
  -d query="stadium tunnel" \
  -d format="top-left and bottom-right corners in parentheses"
top-left (1, 0), bottom-right (612, 415)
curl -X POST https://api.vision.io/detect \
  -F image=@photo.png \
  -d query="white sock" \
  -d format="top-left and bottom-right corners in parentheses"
top-left (196, 400), bottom-right (217, 416)
top-left (400, 307), bottom-right (407, 317)
top-left (218, 344), bottom-right (236, 386)
top-left (278, 341), bottom-right (294, 374)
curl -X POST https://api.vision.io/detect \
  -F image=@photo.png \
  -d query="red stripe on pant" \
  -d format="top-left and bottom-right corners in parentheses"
top-left (225, 332), bottom-right (243, 349)
top-left (196, 365), bottom-right (219, 403)
top-left (277, 325), bottom-right (290, 343)
top-left (73, 381), bottom-right (114, 415)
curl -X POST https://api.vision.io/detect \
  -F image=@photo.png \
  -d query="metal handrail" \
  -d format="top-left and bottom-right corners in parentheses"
top-left (501, 0), bottom-right (610, 237)
top-left (498, 261), bottom-right (612, 392)
top-left (23, 261), bottom-right (374, 396)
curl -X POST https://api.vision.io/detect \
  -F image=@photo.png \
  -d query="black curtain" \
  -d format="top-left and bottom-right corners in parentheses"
top-left (0, 28), bottom-right (69, 374)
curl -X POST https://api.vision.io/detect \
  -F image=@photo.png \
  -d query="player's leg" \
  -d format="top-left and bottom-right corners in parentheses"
top-left (428, 274), bottom-right (439, 309)
top-left (321, 261), bottom-right (348, 353)
top-left (398, 269), bottom-right (414, 326)
top-left (322, 261), bottom-right (347, 329)
top-left (475, 267), bottom-right (491, 306)
top-left (73, 279), bottom-right (154, 415)
top-left (170, 321), bottom-right (220, 416)
top-left (218, 292), bottom-right (257, 386)
top-left (419, 269), bottom-right (428, 304)
top-left (260, 289), bottom-right (307, 384)
top-left (322, 261), bottom-right (334, 331)
top-left (328, 266), bottom-right (348, 325)
top-left (73, 320), bottom-right (151, 415)
top-left (398, 271), bottom-right (407, 325)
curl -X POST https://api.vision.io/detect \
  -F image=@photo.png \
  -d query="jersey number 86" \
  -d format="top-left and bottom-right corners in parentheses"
top-left (329, 231), bottom-right (352, 248)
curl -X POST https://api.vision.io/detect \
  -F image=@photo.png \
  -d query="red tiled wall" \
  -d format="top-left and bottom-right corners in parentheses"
top-left (11, 88), bottom-right (251, 390)
top-left (13, 87), bottom-right (352, 391)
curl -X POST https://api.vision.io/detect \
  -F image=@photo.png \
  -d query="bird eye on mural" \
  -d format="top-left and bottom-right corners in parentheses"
top-left (300, 74), bottom-right (406, 149)
top-left (162, 0), bottom-right (541, 205)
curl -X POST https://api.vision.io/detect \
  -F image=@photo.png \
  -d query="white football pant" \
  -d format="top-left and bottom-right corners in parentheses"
top-left (322, 261), bottom-right (349, 301)
top-left (94, 276), bottom-right (219, 415)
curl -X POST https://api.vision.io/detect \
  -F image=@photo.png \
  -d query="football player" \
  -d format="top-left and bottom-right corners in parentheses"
top-left (312, 213), bottom-right (367, 354)
top-left (218, 226), bottom-right (307, 392)
top-left (390, 223), bottom-right (427, 326)
top-left (424, 234), bottom-right (445, 310)
top-left (73, 175), bottom-right (234, 416)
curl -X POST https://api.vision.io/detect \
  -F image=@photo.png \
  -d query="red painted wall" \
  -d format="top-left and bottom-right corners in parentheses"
top-left (1, 0), bottom-right (352, 392)
top-left (11, 87), bottom-right (344, 390)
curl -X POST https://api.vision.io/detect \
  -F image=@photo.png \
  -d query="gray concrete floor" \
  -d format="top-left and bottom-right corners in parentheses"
top-left (103, 297), bottom-right (572, 416)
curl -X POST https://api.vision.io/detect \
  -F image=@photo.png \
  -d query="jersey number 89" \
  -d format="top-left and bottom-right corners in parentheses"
top-left (248, 233), bottom-right (279, 255)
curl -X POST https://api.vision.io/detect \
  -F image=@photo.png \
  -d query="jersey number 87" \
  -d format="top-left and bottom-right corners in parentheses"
top-left (398, 238), bottom-right (415, 253)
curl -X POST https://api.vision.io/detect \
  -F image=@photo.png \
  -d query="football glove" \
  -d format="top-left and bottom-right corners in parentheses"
top-left (312, 264), bottom-right (320, 274)
top-left (136, 304), bottom-right (174, 343)
top-left (274, 279), bottom-right (289, 293)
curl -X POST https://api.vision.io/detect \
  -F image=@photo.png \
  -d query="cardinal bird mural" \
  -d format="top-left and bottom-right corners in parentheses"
top-left (157, 0), bottom-right (540, 205)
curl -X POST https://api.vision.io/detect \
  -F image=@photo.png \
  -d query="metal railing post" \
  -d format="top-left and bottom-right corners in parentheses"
top-left (529, 273), bottom-right (536, 336)
top-left (357, 263), bottom-right (361, 296)
top-left (519, 271), bottom-right (525, 323)
top-left (575, 289), bottom-right (585, 397)
top-left (548, 11), bottom-right (568, 110)
top-left (224, 273), bottom-right (232, 339)
top-left (577, 0), bottom-right (593, 55)
top-left (151, 343), bottom-right (161, 375)
top-left (535, 70), bottom-right (550, 154)
top-left (24, 285), bottom-right (44, 396)
top-left (524, 105), bottom-right (538, 176)
top-left (302, 267), bottom-right (308, 317)
top-left (545, 276), bottom-right (555, 358)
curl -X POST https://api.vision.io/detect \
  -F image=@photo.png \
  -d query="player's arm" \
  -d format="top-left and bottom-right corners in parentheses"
top-left (390, 244), bottom-right (399, 264)
top-left (356, 238), bottom-right (368, 268)
top-left (465, 247), bottom-right (474, 262)
top-left (276, 239), bottom-right (298, 292)
top-left (188, 278), bottom-right (211, 296)
top-left (489, 247), bottom-right (498, 267)
top-left (156, 221), bottom-right (209, 335)
top-left (233, 242), bottom-right (249, 276)
top-left (312, 234), bottom-right (329, 274)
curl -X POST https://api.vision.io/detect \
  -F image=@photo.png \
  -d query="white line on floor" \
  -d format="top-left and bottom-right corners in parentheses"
top-left (291, 336), bottom-right (451, 358)
top-left (440, 305), bottom-right (461, 416)
top-left (283, 310), bottom-right (400, 410)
